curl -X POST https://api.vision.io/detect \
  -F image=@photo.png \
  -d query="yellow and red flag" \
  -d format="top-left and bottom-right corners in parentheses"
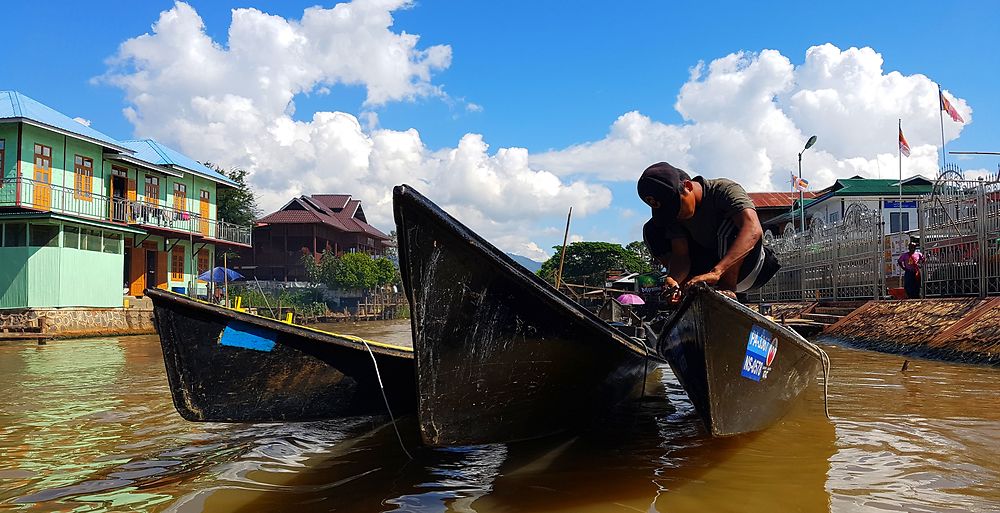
top-left (899, 128), bottom-right (911, 157)
top-left (940, 90), bottom-right (965, 123)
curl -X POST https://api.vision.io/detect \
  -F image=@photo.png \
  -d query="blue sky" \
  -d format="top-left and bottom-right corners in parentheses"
top-left (4, 1), bottom-right (998, 260)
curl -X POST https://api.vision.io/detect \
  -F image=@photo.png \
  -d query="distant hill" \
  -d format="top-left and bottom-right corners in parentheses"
top-left (506, 253), bottom-right (543, 273)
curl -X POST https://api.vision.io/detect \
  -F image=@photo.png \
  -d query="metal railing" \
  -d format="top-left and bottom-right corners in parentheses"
top-left (749, 175), bottom-right (1000, 302)
top-left (1, 177), bottom-right (251, 246)
top-left (749, 202), bottom-right (884, 303)
top-left (919, 176), bottom-right (1000, 298)
top-left (0, 176), bottom-right (111, 220)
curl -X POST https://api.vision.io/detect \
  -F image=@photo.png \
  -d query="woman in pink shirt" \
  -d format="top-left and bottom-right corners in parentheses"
top-left (897, 241), bottom-right (924, 299)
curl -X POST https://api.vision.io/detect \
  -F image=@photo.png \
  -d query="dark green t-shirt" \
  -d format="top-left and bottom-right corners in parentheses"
top-left (663, 176), bottom-right (755, 250)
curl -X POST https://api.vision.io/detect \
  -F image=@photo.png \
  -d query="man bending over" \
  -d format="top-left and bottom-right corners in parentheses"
top-left (637, 162), bottom-right (779, 300)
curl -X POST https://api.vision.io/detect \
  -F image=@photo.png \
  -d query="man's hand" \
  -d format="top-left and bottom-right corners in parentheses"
top-left (663, 277), bottom-right (682, 304)
top-left (686, 269), bottom-right (722, 288)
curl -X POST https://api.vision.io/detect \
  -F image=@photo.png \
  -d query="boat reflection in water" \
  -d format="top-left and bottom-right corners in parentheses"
top-left (159, 366), bottom-right (833, 513)
top-left (463, 366), bottom-right (836, 513)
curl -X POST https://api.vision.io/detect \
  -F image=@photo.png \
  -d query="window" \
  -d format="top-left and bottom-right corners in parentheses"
top-left (112, 166), bottom-right (128, 178)
top-left (144, 175), bottom-right (160, 202)
top-left (103, 232), bottom-right (121, 254)
top-left (197, 251), bottom-right (210, 279)
top-left (889, 212), bottom-right (910, 233)
top-left (828, 212), bottom-right (840, 224)
top-left (64, 226), bottom-right (80, 249)
top-left (83, 229), bottom-right (102, 252)
top-left (2, 224), bottom-right (27, 246)
top-left (29, 224), bottom-right (59, 247)
top-left (173, 182), bottom-right (187, 212)
top-left (33, 143), bottom-right (52, 184)
top-left (171, 246), bottom-right (185, 280)
top-left (73, 155), bottom-right (95, 200)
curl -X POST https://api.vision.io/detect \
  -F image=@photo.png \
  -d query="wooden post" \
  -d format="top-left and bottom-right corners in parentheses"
top-left (223, 252), bottom-right (229, 307)
top-left (555, 207), bottom-right (573, 290)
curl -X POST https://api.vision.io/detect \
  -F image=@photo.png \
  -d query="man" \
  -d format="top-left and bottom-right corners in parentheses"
top-left (637, 162), bottom-right (779, 300)
top-left (897, 241), bottom-right (923, 299)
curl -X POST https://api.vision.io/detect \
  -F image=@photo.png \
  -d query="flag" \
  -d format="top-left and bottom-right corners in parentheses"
top-left (940, 90), bottom-right (965, 123)
top-left (899, 128), bottom-right (911, 157)
top-left (790, 172), bottom-right (809, 192)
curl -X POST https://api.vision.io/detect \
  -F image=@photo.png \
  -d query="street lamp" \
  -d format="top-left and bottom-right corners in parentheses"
top-left (798, 135), bottom-right (818, 232)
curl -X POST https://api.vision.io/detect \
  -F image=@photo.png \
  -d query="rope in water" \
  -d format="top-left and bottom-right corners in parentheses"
top-left (818, 346), bottom-right (832, 419)
top-left (360, 339), bottom-right (413, 460)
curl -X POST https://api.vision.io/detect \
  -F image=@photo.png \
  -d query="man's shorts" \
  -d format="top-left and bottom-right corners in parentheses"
top-left (643, 218), bottom-right (781, 293)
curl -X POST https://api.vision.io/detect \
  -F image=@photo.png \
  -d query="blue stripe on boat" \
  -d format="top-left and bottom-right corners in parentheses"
top-left (219, 321), bottom-right (277, 352)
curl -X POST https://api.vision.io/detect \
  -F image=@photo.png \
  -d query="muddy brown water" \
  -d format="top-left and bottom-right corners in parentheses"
top-left (0, 320), bottom-right (997, 512)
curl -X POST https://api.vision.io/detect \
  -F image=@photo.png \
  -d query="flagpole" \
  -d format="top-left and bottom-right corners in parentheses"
top-left (798, 152), bottom-right (804, 232)
top-left (899, 119), bottom-right (903, 233)
top-left (938, 84), bottom-right (947, 170)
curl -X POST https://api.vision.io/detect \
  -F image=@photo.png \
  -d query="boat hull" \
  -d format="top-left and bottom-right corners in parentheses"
top-left (655, 286), bottom-right (824, 436)
top-left (148, 289), bottom-right (415, 422)
top-left (394, 185), bottom-right (656, 446)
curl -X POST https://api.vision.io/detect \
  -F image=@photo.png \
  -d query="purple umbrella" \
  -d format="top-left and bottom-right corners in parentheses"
top-left (616, 293), bottom-right (645, 305)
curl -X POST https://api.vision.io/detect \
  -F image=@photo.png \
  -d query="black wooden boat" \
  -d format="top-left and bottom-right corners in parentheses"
top-left (393, 184), bottom-right (658, 446)
top-left (148, 288), bottom-right (415, 422)
top-left (652, 284), bottom-right (827, 436)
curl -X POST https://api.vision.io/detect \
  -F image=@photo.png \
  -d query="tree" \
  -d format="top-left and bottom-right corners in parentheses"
top-left (206, 164), bottom-right (261, 227)
top-left (537, 241), bottom-right (649, 285)
top-left (373, 256), bottom-right (398, 287)
top-left (303, 250), bottom-right (340, 287)
top-left (334, 252), bottom-right (378, 290)
top-left (625, 240), bottom-right (657, 274)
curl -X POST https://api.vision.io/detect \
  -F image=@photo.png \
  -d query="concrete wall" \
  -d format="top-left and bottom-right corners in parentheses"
top-left (0, 306), bottom-right (154, 336)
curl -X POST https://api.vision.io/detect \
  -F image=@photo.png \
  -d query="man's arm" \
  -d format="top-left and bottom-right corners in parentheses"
top-left (666, 237), bottom-right (691, 287)
top-left (713, 208), bottom-right (762, 276)
top-left (687, 208), bottom-right (762, 287)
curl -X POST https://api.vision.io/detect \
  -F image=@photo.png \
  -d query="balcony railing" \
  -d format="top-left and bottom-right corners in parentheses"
top-left (0, 177), bottom-right (251, 246)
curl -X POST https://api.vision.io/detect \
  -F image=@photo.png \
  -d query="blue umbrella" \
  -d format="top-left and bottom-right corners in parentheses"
top-left (198, 267), bottom-right (244, 283)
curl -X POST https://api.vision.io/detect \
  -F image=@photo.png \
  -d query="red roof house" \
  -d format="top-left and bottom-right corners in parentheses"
top-left (238, 194), bottom-right (391, 281)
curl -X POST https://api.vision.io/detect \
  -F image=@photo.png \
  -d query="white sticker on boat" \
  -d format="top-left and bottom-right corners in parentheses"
top-left (742, 324), bottom-right (778, 382)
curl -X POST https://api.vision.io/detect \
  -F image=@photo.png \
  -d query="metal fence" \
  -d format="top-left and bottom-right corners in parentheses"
top-left (748, 202), bottom-right (884, 303)
top-left (919, 175), bottom-right (1000, 298)
top-left (749, 175), bottom-right (1000, 302)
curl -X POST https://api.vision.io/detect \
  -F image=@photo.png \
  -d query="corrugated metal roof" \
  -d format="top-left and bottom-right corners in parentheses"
top-left (748, 192), bottom-right (818, 208)
top-left (119, 139), bottom-right (236, 186)
top-left (832, 178), bottom-right (933, 195)
top-left (0, 90), bottom-right (129, 152)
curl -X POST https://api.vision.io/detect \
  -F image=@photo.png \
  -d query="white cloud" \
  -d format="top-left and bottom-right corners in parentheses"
top-left (531, 44), bottom-right (970, 192)
top-left (101, 1), bottom-right (609, 257)
top-left (102, 2), bottom-right (974, 259)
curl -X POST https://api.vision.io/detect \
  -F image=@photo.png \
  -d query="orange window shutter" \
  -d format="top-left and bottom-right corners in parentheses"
top-left (171, 247), bottom-right (185, 280)
top-left (129, 249), bottom-right (146, 296)
top-left (127, 179), bottom-right (137, 201)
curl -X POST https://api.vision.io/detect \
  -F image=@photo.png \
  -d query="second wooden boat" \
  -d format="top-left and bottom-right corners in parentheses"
top-left (393, 184), bottom-right (658, 446)
top-left (148, 288), bottom-right (415, 422)
top-left (652, 284), bottom-right (827, 436)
